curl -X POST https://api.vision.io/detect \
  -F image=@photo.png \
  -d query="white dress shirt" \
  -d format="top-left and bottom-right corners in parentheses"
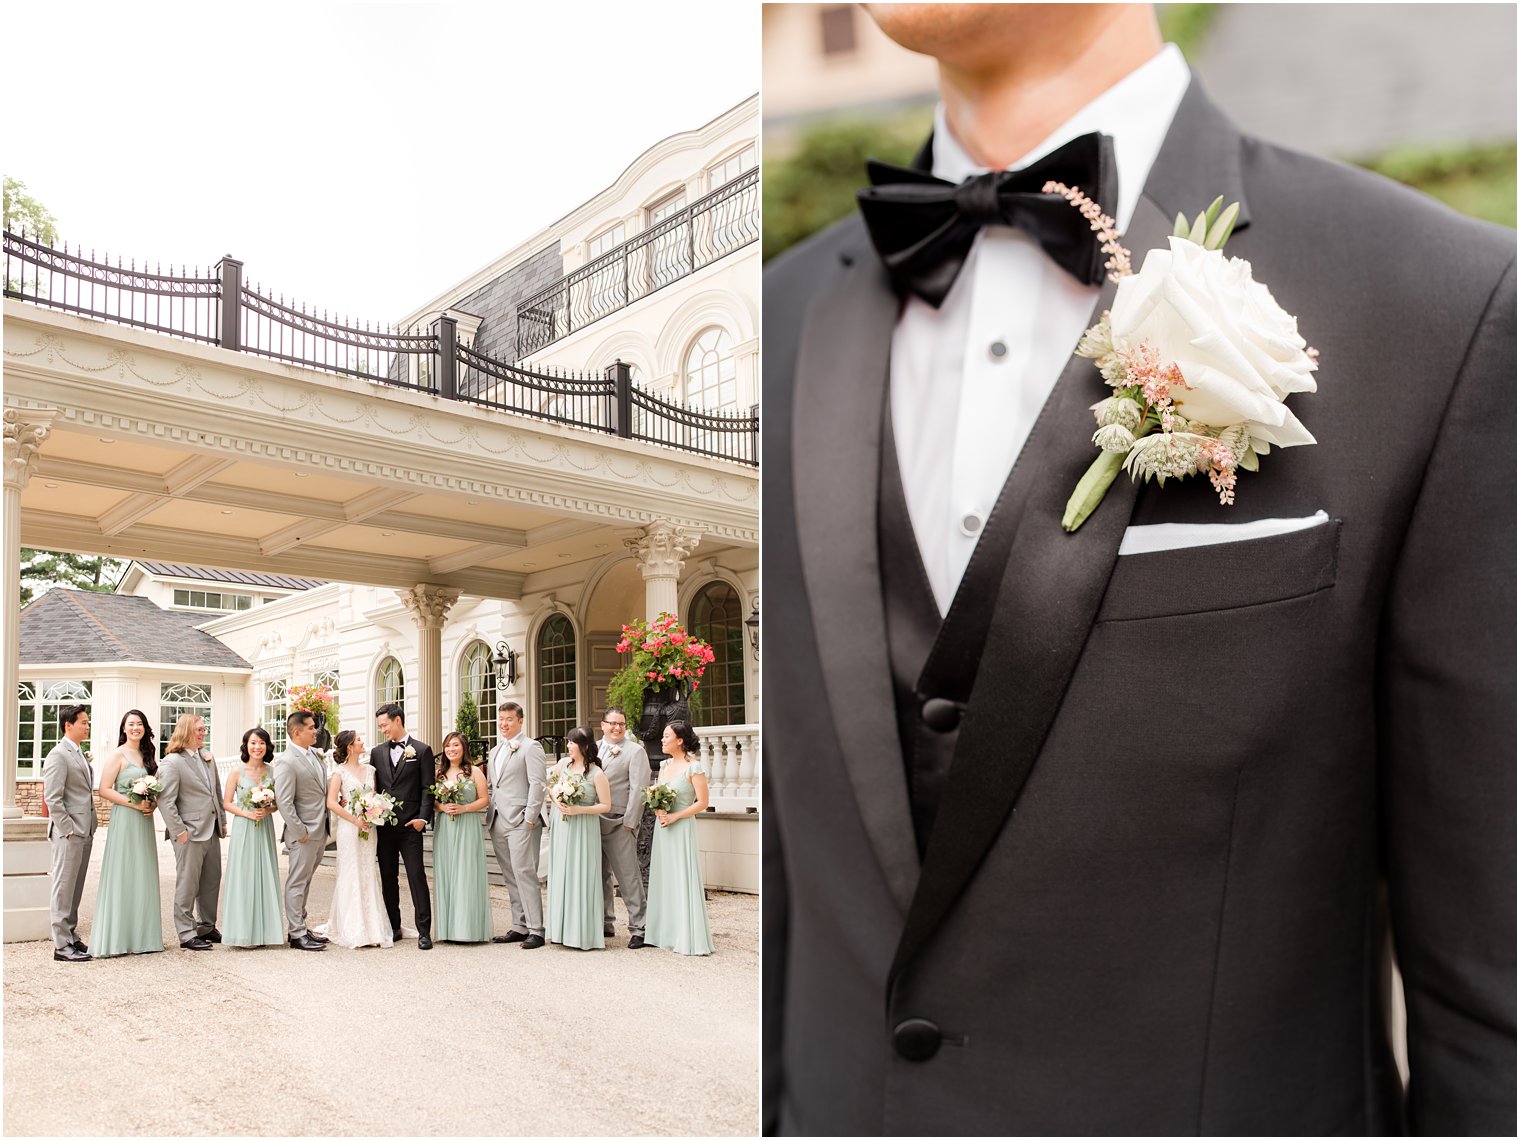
top-left (890, 44), bottom-right (1192, 614)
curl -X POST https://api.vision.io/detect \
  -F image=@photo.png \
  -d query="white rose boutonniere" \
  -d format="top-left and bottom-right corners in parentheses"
top-left (83, 750), bottom-right (93, 764)
top-left (1044, 188), bottom-right (1320, 531)
top-left (402, 744), bottom-right (417, 761)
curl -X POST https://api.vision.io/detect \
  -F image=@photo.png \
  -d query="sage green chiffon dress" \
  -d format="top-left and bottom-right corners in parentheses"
top-left (222, 772), bottom-right (283, 947)
top-left (91, 763), bottom-right (164, 957)
top-left (645, 758), bottom-right (714, 955)
top-left (432, 781), bottom-right (492, 943)
top-left (546, 763), bottom-right (605, 950)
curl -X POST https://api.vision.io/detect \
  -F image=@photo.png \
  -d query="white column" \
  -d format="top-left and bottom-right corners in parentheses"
top-left (624, 520), bottom-right (702, 621)
top-left (3, 408), bottom-right (57, 818)
top-left (397, 584), bottom-right (461, 749)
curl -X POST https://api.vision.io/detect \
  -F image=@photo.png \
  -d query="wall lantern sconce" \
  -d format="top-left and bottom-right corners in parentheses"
top-left (492, 641), bottom-right (519, 688)
top-left (745, 596), bottom-right (760, 656)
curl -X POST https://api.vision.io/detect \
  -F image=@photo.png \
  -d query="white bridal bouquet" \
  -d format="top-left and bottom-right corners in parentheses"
top-left (547, 770), bottom-right (590, 820)
top-left (427, 775), bottom-right (474, 822)
top-left (345, 788), bottom-right (399, 840)
top-left (238, 779), bottom-right (277, 827)
top-left (1041, 187), bottom-right (1320, 531)
top-left (127, 774), bottom-right (165, 804)
top-left (642, 784), bottom-right (678, 812)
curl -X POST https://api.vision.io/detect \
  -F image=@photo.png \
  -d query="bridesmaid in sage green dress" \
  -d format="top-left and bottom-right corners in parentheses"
top-left (220, 727), bottom-right (283, 947)
top-left (91, 710), bottom-right (165, 957)
top-left (431, 732), bottom-right (492, 943)
top-left (645, 719), bottom-right (714, 956)
top-left (545, 727), bottom-right (611, 950)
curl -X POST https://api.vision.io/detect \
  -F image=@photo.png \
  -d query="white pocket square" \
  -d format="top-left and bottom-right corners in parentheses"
top-left (1118, 510), bottom-right (1329, 556)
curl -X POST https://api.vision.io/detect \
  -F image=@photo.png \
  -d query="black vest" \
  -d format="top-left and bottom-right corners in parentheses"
top-left (879, 402), bottom-right (1027, 855)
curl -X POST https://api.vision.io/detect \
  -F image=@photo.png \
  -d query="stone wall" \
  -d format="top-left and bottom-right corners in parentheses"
top-left (16, 780), bottom-right (112, 826)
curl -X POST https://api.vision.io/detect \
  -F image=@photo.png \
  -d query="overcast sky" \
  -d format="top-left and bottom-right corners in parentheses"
top-left (6, 2), bottom-right (758, 326)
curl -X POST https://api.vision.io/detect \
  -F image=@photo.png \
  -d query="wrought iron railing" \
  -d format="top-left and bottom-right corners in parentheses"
top-left (3, 229), bottom-right (758, 466)
top-left (515, 168), bottom-right (759, 358)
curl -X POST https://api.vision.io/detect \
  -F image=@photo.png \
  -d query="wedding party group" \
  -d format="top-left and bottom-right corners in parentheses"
top-left (43, 698), bottom-right (714, 962)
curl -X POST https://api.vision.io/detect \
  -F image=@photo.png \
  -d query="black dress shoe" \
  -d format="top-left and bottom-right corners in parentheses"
top-left (392, 929), bottom-right (403, 942)
top-left (493, 931), bottom-right (527, 944)
top-left (629, 935), bottom-right (647, 949)
top-left (72, 940), bottom-right (88, 954)
top-left (307, 931), bottom-right (330, 944)
top-left (180, 937), bottom-right (213, 951)
top-left (288, 933), bottom-right (325, 951)
top-left (521, 934), bottom-right (545, 949)
top-left (604, 926), bottom-right (616, 938)
top-left (418, 935), bottom-right (433, 950)
top-left (54, 946), bottom-right (91, 962)
top-left (202, 928), bottom-right (223, 944)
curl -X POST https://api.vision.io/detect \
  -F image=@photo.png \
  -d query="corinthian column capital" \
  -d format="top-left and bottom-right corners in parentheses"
top-left (3, 407), bottom-right (59, 493)
top-left (624, 520), bottom-right (703, 581)
top-left (397, 584), bottom-right (463, 630)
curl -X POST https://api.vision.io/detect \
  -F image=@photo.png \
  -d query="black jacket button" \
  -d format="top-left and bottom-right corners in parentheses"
top-left (893, 1018), bottom-right (942, 1061)
top-left (920, 698), bottom-right (960, 732)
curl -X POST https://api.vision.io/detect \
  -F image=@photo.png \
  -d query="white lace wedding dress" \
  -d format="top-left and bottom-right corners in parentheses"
top-left (322, 763), bottom-right (395, 949)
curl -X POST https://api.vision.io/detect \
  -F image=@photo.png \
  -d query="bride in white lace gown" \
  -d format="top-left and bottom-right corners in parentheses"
top-left (321, 731), bottom-right (395, 949)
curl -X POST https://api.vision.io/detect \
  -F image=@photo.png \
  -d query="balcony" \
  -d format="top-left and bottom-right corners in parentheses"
top-left (515, 168), bottom-right (759, 359)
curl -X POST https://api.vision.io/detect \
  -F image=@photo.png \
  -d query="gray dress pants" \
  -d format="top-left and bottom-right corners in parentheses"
top-left (170, 836), bottom-right (221, 942)
top-left (49, 833), bottom-right (93, 950)
top-left (489, 818), bottom-right (543, 936)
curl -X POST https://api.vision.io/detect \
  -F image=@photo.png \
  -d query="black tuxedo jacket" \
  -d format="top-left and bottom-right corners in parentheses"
top-left (370, 737), bottom-right (435, 828)
top-left (762, 80), bottom-right (1514, 1136)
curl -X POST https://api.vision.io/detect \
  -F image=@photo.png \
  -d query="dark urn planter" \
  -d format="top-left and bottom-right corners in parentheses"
top-left (636, 682), bottom-right (690, 884)
top-left (311, 711), bottom-right (332, 757)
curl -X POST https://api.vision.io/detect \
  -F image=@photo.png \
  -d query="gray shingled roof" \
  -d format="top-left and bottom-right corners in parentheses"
top-left (131, 561), bottom-right (326, 590)
top-left (19, 589), bottom-right (252, 668)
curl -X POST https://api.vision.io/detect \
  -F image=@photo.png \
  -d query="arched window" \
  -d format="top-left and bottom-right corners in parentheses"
top-left (536, 614), bottom-right (577, 743)
top-left (459, 641), bottom-right (497, 750)
top-left (260, 679), bottom-right (288, 752)
top-left (687, 581), bottom-right (748, 726)
top-left (375, 657), bottom-right (405, 717)
top-left (16, 680), bottom-right (92, 778)
top-left (683, 327), bottom-right (737, 411)
top-left (161, 682), bottom-right (213, 758)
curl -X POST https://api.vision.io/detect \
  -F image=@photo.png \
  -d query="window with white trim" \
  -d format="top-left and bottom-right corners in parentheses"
top-left (687, 582), bottom-right (748, 726)
top-left (160, 682), bottom-right (213, 757)
top-left (376, 657), bottom-right (405, 715)
top-left (459, 641), bottom-right (497, 749)
top-left (261, 679), bottom-right (288, 752)
top-left (173, 588), bottom-right (253, 612)
top-left (708, 145), bottom-right (756, 189)
top-left (536, 615), bottom-right (577, 743)
top-left (15, 680), bottom-right (92, 778)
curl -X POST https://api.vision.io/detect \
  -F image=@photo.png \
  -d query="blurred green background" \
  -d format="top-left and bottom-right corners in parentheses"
top-left (763, 4), bottom-right (1516, 261)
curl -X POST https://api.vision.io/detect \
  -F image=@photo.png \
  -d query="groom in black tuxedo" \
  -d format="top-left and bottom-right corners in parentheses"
top-left (763, 5), bottom-right (1514, 1135)
top-left (372, 702), bottom-right (434, 950)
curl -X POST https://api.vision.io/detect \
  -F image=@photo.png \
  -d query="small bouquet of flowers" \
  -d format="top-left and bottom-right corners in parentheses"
top-left (127, 774), bottom-right (165, 805)
top-left (642, 783), bottom-right (677, 813)
top-left (427, 775), bottom-right (474, 822)
top-left (238, 779), bottom-right (277, 827)
top-left (344, 788), bottom-right (398, 840)
top-left (546, 770), bottom-right (590, 820)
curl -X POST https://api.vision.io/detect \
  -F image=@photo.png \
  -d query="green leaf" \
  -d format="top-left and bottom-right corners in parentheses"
top-left (1238, 447), bottom-right (1260, 473)
top-left (1188, 212), bottom-right (1208, 244)
top-left (1204, 202), bottom-right (1240, 250)
top-left (1062, 450), bottom-right (1126, 532)
top-left (1173, 212), bottom-right (1191, 238)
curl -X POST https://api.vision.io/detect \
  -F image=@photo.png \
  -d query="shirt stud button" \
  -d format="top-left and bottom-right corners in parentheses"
top-left (988, 340), bottom-right (1008, 361)
top-left (959, 511), bottom-right (984, 537)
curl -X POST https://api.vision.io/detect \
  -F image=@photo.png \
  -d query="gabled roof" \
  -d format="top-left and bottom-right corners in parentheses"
top-left (130, 561), bottom-right (326, 590)
top-left (19, 589), bottom-right (251, 669)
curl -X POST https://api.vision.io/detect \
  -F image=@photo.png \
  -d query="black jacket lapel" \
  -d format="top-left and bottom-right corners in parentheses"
top-left (890, 81), bottom-right (1252, 978)
top-left (792, 228), bottom-right (920, 914)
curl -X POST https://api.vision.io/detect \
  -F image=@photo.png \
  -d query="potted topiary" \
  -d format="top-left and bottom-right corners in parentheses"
top-left (287, 682), bottom-right (339, 759)
top-left (607, 612), bottom-right (715, 753)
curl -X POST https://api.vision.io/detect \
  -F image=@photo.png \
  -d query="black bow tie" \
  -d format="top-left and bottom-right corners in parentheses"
top-left (857, 131), bottom-right (1118, 308)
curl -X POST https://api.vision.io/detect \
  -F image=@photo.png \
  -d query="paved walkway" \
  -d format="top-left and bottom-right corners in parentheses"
top-left (4, 830), bottom-right (758, 1136)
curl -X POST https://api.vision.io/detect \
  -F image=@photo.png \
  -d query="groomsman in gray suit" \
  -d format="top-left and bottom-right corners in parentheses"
top-left (597, 708), bottom-right (650, 948)
top-left (486, 701), bottom-right (547, 949)
top-left (156, 715), bottom-right (226, 950)
top-left (273, 710), bottom-right (328, 952)
top-left (43, 705), bottom-right (96, 962)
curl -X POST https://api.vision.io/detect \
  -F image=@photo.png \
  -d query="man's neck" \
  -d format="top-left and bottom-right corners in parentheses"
top-left (938, 11), bottom-right (1163, 169)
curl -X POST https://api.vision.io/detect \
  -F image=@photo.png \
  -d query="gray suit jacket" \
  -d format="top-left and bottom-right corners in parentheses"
top-left (156, 749), bottom-right (227, 843)
top-left (763, 80), bottom-right (1515, 1136)
top-left (485, 733), bottom-right (547, 830)
top-left (597, 737), bottom-right (651, 834)
top-left (42, 740), bottom-right (97, 840)
top-left (273, 744), bottom-right (329, 847)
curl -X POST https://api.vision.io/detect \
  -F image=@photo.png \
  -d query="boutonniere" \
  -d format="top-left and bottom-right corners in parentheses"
top-left (83, 750), bottom-right (93, 763)
top-left (402, 744), bottom-right (417, 761)
top-left (608, 744), bottom-right (621, 756)
top-left (1043, 187), bottom-right (1320, 532)
top-left (507, 739), bottom-right (521, 754)
top-left (198, 748), bottom-right (214, 763)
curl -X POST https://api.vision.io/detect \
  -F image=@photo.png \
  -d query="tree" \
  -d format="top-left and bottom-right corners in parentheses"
top-left (3, 177), bottom-right (58, 243)
top-left (20, 549), bottom-right (126, 607)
